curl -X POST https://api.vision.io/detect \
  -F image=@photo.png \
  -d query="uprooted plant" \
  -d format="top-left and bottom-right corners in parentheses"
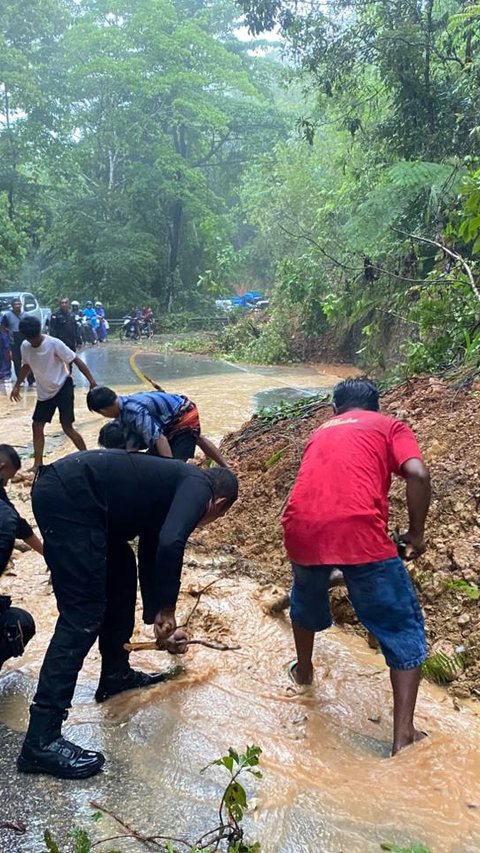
top-left (41, 745), bottom-right (262, 853)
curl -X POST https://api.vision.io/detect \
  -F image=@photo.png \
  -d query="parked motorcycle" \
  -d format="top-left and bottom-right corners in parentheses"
top-left (120, 315), bottom-right (140, 341)
top-left (119, 315), bottom-right (154, 341)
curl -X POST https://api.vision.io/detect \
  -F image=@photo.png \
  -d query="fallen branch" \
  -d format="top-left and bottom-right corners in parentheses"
top-left (89, 800), bottom-right (189, 849)
top-left (124, 638), bottom-right (240, 653)
top-left (392, 227), bottom-right (480, 304)
top-left (0, 820), bottom-right (27, 833)
top-left (181, 577), bottom-right (221, 629)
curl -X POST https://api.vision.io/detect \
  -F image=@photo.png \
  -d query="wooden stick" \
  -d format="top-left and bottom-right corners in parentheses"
top-left (124, 638), bottom-right (240, 652)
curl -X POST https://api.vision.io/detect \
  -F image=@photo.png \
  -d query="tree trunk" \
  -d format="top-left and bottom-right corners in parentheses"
top-left (4, 87), bottom-right (15, 221)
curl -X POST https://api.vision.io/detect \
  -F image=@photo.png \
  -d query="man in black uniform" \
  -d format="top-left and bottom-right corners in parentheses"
top-left (0, 445), bottom-right (40, 673)
top-left (17, 450), bottom-right (238, 780)
top-left (49, 297), bottom-right (81, 352)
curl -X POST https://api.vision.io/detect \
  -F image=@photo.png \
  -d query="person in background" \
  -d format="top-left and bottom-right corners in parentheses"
top-left (83, 301), bottom-right (98, 344)
top-left (282, 377), bottom-right (431, 756)
top-left (95, 302), bottom-right (108, 343)
top-left (0, 316), bottom-right (12, 381)
top-left (87, 386), bottom-right (229, 466)
top-left (0, 445), bottom-right (41, 674)
top-left (10, 317), bottom-right (97, 470)
top-left (17, 450), bottom-right (238, 779)
top-left (49, 298), bottom-right (81, 353)
top-left (70, 301), bottom-right (85, 346)
top-left (2, 298), bottom-right (34, 387)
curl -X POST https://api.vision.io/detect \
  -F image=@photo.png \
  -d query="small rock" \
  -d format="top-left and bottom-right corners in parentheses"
top-left (458, 613), bottom-right (471, 627)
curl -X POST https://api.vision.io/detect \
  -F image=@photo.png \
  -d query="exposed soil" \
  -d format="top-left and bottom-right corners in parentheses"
top-left (199, 375), bottom-right (480, 698)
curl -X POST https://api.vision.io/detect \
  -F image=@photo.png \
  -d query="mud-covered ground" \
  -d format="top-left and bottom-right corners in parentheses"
top-left (198, 375), bottom-right (480, 698)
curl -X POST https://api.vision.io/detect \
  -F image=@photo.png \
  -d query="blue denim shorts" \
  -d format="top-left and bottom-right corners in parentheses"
top-left (290, 557), bottom-right (427, 671)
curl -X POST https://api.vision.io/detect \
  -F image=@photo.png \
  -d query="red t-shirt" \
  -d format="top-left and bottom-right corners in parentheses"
top-left (281, 409), bottom-right (422, 566)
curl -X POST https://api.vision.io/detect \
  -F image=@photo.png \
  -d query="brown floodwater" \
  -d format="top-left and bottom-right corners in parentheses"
top-left (0, 346), bottom-right (479, 853)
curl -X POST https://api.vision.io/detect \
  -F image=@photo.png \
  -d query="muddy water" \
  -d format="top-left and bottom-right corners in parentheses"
top-left (0, 346), bottom-right (479, 853)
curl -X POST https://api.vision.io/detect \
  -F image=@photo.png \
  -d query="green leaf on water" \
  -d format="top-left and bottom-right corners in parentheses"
top-left (43, 830), bottom-right (61, 853)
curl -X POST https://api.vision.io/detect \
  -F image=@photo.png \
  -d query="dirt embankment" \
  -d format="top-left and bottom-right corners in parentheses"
top-left (199, 376), bottom-right (480, 697)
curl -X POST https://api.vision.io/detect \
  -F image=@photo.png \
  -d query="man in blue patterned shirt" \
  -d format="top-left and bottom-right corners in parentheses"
top-left (87, 386), bottom-right (228, 466)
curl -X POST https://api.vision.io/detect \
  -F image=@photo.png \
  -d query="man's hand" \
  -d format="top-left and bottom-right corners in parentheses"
top-left (402, 530), bottom-right (426, 561)
top-left (10, 384), bottom-right (21, 403)
top-left (154, 609), bottom-right (176, 642)
top-left (166, 628), bottom-right (189, 655)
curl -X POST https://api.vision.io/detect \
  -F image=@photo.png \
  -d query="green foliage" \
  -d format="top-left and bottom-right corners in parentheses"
top-left (41, 746), bottom-right (262, 852)
top-left (0, 0), bottom-right (289, 311)
top-left (421, 649), bottom-right (466, 685)
top-left (381, 844), bottom-right (432, 853)
top-left (264, 445), bottom-right (289, 467)
top-left (445, 579), bottom-right (480, 600)
top-left (258, 393), bottom-right (329, 424)
top-left (202, 745), bottom-right (262, 828)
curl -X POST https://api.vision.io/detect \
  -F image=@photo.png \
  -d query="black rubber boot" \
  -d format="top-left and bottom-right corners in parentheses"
top-left (95, 666), bottom-right (182, 703)
top-left (17, 705), bottom-right (105, 779)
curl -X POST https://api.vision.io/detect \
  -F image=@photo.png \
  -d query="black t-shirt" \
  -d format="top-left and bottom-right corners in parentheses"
top-left (0, 485), bottom-right (33, 541)
top-left (49, 311), bottom-right (78, 351)
top-left (49, 451), bottom-right (213, 611)
top-left (0, 501), bottom-right (19, 576)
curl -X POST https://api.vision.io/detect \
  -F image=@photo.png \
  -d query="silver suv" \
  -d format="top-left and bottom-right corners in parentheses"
top-left (0, 291), bottom-right (51, 331)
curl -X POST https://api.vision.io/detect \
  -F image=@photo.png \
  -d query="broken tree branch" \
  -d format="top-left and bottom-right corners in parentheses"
top-left (124, 638), bottom-right (240, 652)
top-left (126, 637), bottom-right (239, 653)
top-left (392, 227), bottom-right (480, 303)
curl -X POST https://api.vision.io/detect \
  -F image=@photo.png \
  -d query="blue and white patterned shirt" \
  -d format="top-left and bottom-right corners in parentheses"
top-left (118, 391), bottom-right (185, 448)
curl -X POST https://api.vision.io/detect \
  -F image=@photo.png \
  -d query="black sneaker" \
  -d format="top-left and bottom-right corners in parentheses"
top-left (17, 736), bottom-right (105, 779)
top-left (95, 666), bottom-right (183, 703)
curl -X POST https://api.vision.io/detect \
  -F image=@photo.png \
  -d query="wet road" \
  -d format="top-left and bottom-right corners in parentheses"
top-left (0, 345), bottom-right (479, 853)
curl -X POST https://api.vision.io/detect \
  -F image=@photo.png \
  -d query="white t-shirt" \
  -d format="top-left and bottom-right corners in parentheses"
top-left (21, 336), bottom-right (76, 401)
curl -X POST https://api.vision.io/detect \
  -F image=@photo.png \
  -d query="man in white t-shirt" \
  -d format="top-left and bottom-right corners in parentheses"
top-left (10, 316), bottom-right (97, 470)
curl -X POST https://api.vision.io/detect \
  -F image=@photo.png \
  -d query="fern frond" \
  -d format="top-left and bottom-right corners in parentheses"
top-left (421, 649), bottom-right (465, 684)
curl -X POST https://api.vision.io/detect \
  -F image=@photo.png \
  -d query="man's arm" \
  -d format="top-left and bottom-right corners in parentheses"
top-left (11, 364), bottom-right (31, 401)
top-left (0, 503), bottom-right (18, 576)
top-left (24, 533), bottom-right (43, 555)
top-left (72, 355), bottom-right (96, 389)
top-left (401, 458), bottom-right (431, 560)
top-left (196, 435), bottom-right (228, 467)
top-left (0, 487), bottom-right (42, 554)
top-left (152, 476), bottom-right (212, 641)
top-left (155, 434), bottom-right (173, 457)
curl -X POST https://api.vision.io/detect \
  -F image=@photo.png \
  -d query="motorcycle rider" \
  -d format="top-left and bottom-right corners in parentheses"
top-left (70, 301), bottom-right (86, 345)
top-left (0, 444), bottom-right (41, 674)
top-left (95, 302), bottom-right (108, 343)
top-left (83, 301), bottom-right (98, 345)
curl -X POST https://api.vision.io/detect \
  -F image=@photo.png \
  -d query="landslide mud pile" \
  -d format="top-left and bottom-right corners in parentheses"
top-left (200, 376), bottom-right (480, 697)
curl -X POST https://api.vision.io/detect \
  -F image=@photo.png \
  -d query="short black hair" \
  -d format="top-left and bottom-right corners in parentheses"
top-left (332, 378), bottom-right (380, 413)
top-left (19, 316), bottom-right (41, 339)
top-left (203, 466), bottom-right (239, 507)
top-left (98, 421), bottom-right (126, 449)
top-left (0, 444), bottom-right (21, 471)
top-left (87, 386), bottom-right (118, 412)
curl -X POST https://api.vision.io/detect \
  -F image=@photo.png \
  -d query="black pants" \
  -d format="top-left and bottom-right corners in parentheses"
top-left (32, 469), bottom-right (137, 711)
top-left (0, 606), bottom-right (36, 669)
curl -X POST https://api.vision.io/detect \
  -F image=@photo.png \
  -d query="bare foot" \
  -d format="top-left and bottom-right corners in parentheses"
top-left (288, 660), bottom-right (313, 686)
top-left (392, 729), bottom-right (427, 756)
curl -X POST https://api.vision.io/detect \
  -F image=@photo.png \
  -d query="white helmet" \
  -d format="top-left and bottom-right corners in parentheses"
top-left (95, 301), bottom-right (102, 307)
top-left (71, 300), bottom-right (80, 307)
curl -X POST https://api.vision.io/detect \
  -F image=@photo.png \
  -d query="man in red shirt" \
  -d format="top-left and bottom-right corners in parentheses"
top-left (281, 378), bottom-right (431, 755)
